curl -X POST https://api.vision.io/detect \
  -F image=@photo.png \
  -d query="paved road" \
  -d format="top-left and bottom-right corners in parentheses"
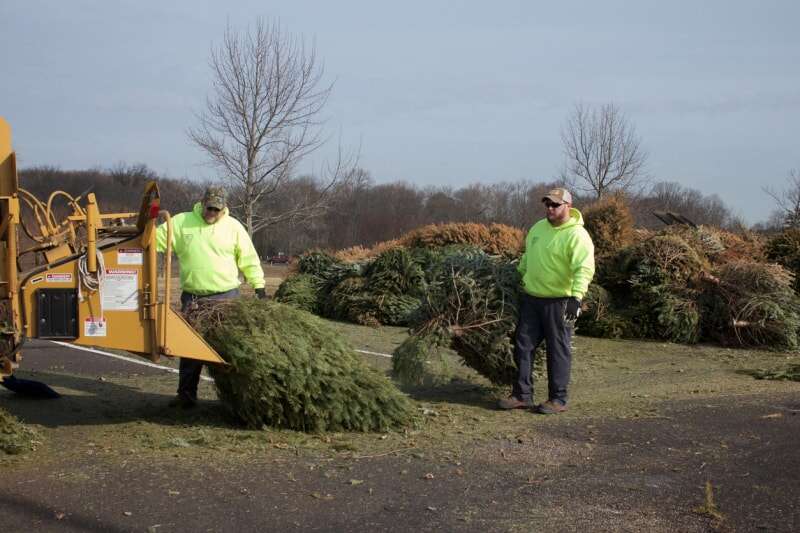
top-left (2, 393), bottom-right (799, 532)
top-left (15, 339), bottom-right (178, 378)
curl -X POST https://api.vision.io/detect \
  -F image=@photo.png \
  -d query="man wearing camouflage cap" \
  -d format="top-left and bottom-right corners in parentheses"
top-left (156, 186), bottom-right (266, 407)
top-left (498, 188), bottom-right (595, 414)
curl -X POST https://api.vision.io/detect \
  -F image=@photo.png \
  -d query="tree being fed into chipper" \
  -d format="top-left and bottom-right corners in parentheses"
top-left (0, 117), bottom-right (413, 433)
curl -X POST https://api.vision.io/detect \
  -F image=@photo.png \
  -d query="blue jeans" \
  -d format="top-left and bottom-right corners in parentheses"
top-left (177, 288), bottom-right (239, 400)
top-left (512, 293), bottom-right (573, 405)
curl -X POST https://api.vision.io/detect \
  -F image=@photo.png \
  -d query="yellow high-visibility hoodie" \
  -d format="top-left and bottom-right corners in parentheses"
top-left (518, 208), bottom-right (595, 300)
top-left (156, 203), bottom-right (265, 295)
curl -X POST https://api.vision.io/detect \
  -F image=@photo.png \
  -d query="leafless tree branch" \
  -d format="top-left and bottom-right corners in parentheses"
top-left (560, 103), bottom-right (648, 199)
top-left (763, 168), bottom-right (800, 228)
top-left (188, 18), bottom-right (340, 236)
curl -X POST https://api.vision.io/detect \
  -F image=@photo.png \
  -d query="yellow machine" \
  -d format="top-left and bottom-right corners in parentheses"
top-left (0, 117), bottom-right (225, 378)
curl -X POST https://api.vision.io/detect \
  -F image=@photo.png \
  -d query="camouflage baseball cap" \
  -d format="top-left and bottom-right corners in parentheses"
top-left (202, 186), bottom-right (226, 210)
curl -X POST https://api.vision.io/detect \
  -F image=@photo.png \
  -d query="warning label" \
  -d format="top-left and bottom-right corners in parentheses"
top-left (117, 248), bottom-right (143, 265)
top-left (84, 317), bottom-right (107, 337)
top-left (46, 273), bottom-right (73, 283)
top-left (102, 269), bottom-right (139, 311)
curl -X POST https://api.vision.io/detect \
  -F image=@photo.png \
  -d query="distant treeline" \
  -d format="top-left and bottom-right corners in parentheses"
top-left (18, 164), bottom-right (749, 258)
top-left (19, 164), bottom-right (200, 215)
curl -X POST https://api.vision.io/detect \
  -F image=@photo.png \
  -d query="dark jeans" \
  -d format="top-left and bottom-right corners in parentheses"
top-left (177, 288), bottom-right (240, 400)
top-left (512, 293), bottom-right (573, 405)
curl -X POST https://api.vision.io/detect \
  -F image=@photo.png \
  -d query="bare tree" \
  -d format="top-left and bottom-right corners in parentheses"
top-left (189, 19), bottom-right (339, 236)
top-left (763, 169), bottom-right (800, 229)
top-left (560, 103), bottom-right (647, 199)
top-left (453, 184), bottom-right (490, 222)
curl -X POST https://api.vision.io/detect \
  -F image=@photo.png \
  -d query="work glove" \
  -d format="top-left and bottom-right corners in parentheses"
top-left (564, 297), bottom-right (581, 321)
top-left (255, 288), bottom-right (268, 300)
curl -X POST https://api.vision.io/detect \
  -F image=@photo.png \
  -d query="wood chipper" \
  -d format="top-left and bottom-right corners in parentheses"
top-left (0, 116), bottom-right (225, 385)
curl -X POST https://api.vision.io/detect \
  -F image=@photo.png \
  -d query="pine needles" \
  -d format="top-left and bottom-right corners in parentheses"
top-left (583, 194), bottom-right (635, 259)
top-left (273, 273), bottom-right (322, 313)
top-left (187, 299), bottom-right (413, 432)
top-left (392, 332), bottom-right (449, 385)
top-left (276, 220), bottom-right (800, 391)
top-left (766, 228), bottom-right (800, 292)
top-left (399, 222), bottom-right (524, 256)
top-left (701, 261), bottom-right (800, 350)
top-left (748, 363), bottom-right (800, 381)
top-left (581, 224), bottom-right (800, 350)
top-left (392, 248), bottom-right (522, 385)
top-left (1, 407), bottom-right (38, 455)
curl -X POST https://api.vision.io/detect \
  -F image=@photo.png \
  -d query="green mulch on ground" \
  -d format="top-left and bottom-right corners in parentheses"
top-left (1, 406), bottom-right (38, 455)
top-left (747, 364), bottom-right (800, 382)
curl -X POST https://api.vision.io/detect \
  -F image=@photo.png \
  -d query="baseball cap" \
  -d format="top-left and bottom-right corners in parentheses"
top-left (542, 188), bottom-right (573, 205)
top-left (202, 186), bottom-right (226, 210)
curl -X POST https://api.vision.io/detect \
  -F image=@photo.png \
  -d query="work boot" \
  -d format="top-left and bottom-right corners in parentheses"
top-left (497, 396), bottom-right (533, 410)
top-left (533, 399), bottom-right (567, 415)
top-left (168, 392), bottom-right (197, 409)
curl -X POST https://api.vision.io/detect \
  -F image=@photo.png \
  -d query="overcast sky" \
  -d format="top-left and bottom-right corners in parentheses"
top-left (2, 1), bottom-right (798, 224)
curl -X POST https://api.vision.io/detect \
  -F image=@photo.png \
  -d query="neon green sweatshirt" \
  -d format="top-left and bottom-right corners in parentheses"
top-left (156, 203), bottom-right (265, 295)
top-left (517, 208), bottom-right (595, 300)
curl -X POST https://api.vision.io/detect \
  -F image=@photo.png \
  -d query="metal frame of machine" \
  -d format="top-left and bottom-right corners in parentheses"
top-left (0, 116), bottom-right (225, 378)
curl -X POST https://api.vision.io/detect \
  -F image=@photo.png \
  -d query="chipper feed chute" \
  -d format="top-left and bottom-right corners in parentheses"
top-left (0, 116), bottom-right (225, 379)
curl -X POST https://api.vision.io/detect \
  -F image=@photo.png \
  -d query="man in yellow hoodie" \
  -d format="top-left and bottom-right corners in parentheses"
top-left (156, 186), bottom-right (266, 407)
top-left (498, 188), bottom-right (594, 414)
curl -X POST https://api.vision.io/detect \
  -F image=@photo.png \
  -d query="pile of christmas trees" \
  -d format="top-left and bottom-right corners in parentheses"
top-left (273, 213), bottom-right (800, 388)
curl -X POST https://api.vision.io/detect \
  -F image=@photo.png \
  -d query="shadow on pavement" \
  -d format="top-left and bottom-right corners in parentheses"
top-left (0, 370), bottom-right (236, 430)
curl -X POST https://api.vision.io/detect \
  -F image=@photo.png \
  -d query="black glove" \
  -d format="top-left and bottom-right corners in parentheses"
top-left (255, 288), bottom-right (268, 300)
top-left (564, 297), bottom-right (581, 321)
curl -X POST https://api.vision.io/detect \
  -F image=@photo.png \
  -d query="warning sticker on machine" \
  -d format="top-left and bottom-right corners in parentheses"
top-left (46, 273), bottom-right (73, 283)
top-left (117, 248), bottom-right (143, 265)
top-left (102, 269), bottom-right (139, 311)
top-left (84, 317), bottom-right (107, 337)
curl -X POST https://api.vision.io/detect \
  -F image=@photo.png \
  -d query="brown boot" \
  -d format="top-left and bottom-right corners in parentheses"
top-left (533, 400), bottom-right (567, 415)
top-left (497, 396), bottom-right (533, 410)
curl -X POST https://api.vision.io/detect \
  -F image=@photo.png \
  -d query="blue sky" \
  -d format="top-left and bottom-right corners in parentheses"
top-left (2, 1), bottom-right (798, 224)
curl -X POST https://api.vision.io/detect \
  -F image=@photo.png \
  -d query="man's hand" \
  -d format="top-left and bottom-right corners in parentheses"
top-left (564, 297), bottom-right (581, 321)
top-left (255, 288), bottom-right (268, 300)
